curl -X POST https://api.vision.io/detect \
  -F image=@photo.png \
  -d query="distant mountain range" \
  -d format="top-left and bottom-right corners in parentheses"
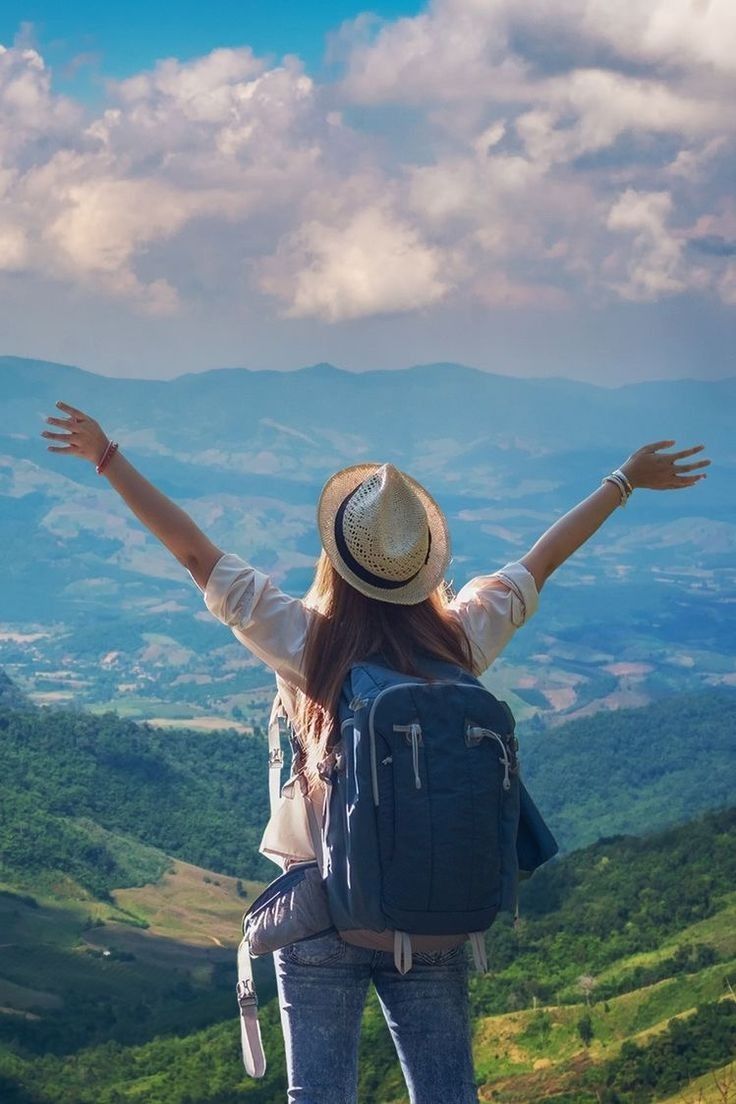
top-left (2, 355), bottom-right (734, 729)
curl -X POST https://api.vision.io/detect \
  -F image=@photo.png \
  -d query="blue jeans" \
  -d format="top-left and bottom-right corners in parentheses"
top-left (273, 929), bottom-right (479, 1104)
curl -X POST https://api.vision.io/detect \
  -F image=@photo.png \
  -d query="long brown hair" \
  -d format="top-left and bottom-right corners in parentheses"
top-left (293, 550), bottom-right (476, 792)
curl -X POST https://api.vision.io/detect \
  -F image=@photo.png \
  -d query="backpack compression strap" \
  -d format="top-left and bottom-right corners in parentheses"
top-left (236, 694), bottom-right (329, 1078)
top-left (394, 931), bottom-right (413, 974)
top-left (469, 933), bottom-right (489, 973)
top-left (234, 693), bottom-right (286, 1079)
top-left (236, 934), bottom-right (266, 1077)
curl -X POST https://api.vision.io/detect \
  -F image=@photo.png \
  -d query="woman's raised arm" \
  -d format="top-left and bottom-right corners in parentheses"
top-left (520, 440), bottom-right (710, 593)
top-left (41, 400), bottom-right (223, 587)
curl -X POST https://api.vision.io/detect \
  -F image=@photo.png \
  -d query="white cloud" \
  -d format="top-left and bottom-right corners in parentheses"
top-left (339, 0), bottom-right (736, 104)
top-left (257, 202), bottom-right (453, 321)
top-left (0, 0), bottom-right (734, 322)
top-left (0, 220), bottom-right (27, 269)
top-left (515, 70), bottom-right (723, 169)
top-left (547, 0), bottom-right (736, 75)
top-left (606, 190), bottom-right (687, 300)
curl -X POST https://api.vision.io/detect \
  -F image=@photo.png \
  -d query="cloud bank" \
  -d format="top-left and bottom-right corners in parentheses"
top-left (1, 0), bottom-right (734, 324)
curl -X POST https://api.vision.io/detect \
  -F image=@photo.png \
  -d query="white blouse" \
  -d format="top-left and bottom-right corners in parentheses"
top-left (189, 552), bottom-right (539, 869)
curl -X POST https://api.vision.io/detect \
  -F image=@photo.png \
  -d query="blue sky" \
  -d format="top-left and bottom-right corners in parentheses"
top-left (1, 2), bottom-right (734, 383)
top-left (2, 3), bottom-right (422, 94)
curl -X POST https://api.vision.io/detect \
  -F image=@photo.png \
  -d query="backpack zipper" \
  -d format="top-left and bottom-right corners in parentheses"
top-left (466, 725), bottom-right (515, 790)
top-left (393, 723), bottom-right (423, 789)
top-left (367, 680), bottom-right (509, 806)
top-left (368, 681), bottom-right (429, 805)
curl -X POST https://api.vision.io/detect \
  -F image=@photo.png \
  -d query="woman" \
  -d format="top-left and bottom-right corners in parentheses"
top-left (42, 399), bottom-right (709, 1103)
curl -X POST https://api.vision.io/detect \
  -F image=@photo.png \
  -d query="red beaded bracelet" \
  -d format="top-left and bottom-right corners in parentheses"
top-left (97, 440), bottom-right (118, 475)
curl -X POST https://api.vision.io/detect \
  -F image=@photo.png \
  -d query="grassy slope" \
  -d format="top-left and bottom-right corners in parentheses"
top-left (0, 818), bottom-right (734, 1103)
top-left (658, 1061), bottom-right (736, 1104)
top-left (1, 684), bottom-right (734, 1102)
top-left (0, 859), bottom-right (275, 1060)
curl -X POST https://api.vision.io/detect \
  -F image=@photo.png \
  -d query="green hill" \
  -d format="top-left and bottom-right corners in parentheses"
top-left (0, 804), bottom-right (733, 1103)
top-left (1, 685), bottom-right (735, 1101)
top-left (519, 687), bottom-right (736, 850)
top-left (0, 695), bottom-right (276, 890)
top-left (1, 682), bottom-right (734, 903)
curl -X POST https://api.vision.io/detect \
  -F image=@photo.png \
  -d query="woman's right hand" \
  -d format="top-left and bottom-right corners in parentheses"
top-left (42, 400), bottom-right (110, 467)
top-left (619, 440), bottom-right (710, 491)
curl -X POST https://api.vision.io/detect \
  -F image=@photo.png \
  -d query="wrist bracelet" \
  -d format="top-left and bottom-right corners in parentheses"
top-left (96, 439), bottom-right (112, 468)
top-left (97, 440), bottom-right (118, 475)
top-left (612, 468), bottom-right (634, 496)
top-left (96, 439), bottom-right (113, 473)
top-left (99, 442), bottom-right (118, 474)
top-left (601, 473), bottom-right (629, 506)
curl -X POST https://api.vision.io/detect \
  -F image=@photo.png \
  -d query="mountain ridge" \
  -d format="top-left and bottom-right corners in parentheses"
top-left (3, 352), bottom-right (733, 734)
top-left (4, 352), bottom-right (735, 389)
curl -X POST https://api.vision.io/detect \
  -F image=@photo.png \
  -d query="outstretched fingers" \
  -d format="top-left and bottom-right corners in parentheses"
top-left (55, 400), bottom-right (85, 417)
top-left (641, 439), bottom-right (676, 452)
top-left (667, 444), bottom-right (706, 460)
top-left (673, 459), bottom-right (710, 473)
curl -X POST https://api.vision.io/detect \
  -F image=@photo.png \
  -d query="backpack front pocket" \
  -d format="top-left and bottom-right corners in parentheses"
top-left (377, 693), bottom-right (508, 922)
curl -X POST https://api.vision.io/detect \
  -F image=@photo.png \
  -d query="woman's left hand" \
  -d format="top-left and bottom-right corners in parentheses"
top-left (619, 440), bottom-right (711, 491)
top-left (41, 400), bottom-right (110, 466)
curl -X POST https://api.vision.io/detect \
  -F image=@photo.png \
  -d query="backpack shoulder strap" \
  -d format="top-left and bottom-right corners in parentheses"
top-left (266, 692), bottom-right (288, 818)
top-left (266, 689), bottom-right (326, 868)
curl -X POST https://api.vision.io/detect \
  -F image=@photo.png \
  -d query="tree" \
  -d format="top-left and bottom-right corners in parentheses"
top-left (578, 1013), bottom-right (594, 1047)
top-left (578, 973), bottom-right (598, 1005)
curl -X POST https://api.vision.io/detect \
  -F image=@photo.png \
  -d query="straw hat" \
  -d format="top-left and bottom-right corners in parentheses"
top-left (317, 462), bottom-right (451, 605)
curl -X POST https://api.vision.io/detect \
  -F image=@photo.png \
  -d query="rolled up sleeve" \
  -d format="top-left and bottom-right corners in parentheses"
top-left (189, 552), bottom-right (309, 690)
top-left (451, 560), bottom-right (539, 675)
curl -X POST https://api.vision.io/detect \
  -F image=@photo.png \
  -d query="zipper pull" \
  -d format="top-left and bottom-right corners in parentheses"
top-left (495, 732), bottom-right (512, 790)
top-left (411, 723), bottom-right (422, 790)
top-left (494, 732), bottom-right (512, 790)
top-left (392, 722), bottom-right (423, 790)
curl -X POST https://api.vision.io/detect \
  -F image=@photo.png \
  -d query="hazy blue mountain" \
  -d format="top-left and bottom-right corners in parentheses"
top-left (2, 355), bottom-right (734, 730)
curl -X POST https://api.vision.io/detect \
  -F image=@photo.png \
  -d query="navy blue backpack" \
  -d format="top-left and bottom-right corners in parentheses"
top-left (316, 655), bottom-right (558, 974)
top-left (235, 653), bottom-right (558, 1077)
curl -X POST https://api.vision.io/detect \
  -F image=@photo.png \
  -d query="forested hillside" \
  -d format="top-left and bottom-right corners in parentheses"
top-left (519, 687), bottom-right (736, 849)
top-left (1, 684), bottom-right (735, 1102)
top-left (0, 808), bottom-right (733, 1103)
top-left (0, 695), bottom-right (276, 887)
top-left (1, 683), bottom-right (734, 899)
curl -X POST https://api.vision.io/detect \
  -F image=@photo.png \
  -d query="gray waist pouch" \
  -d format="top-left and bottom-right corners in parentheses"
top-left (242, 860), bottom-right (335, 956)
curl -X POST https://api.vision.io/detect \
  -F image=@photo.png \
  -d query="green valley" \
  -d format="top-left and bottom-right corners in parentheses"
top-left (0, 686), bottom-right (734, 1102)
